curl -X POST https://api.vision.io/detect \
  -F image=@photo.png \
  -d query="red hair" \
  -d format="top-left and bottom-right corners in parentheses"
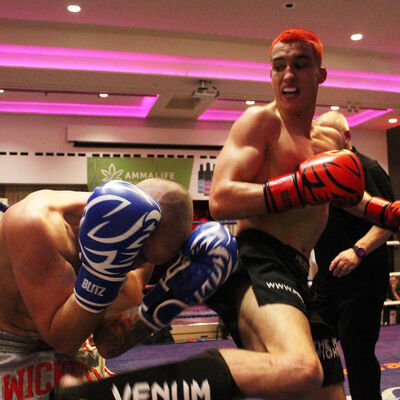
top-left (269, 28), bottom-right (323, 65)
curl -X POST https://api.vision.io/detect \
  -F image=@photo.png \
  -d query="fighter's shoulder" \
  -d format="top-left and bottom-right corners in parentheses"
top-left (4, 190), bottom-right (84, 242)
top-left (233, 103), bottom-right (281, 139)
top-left (243, 102), bottom-right (280, 124)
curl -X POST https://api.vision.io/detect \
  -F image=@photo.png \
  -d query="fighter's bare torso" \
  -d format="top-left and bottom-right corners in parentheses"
top-left (0, 190), bottom-right (89, 336)
top-left (238, 104), bottom-right (343, 257)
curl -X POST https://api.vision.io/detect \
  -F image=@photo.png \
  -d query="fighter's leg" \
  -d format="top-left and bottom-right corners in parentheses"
top-left (220, 282), bottom-right (324, 400)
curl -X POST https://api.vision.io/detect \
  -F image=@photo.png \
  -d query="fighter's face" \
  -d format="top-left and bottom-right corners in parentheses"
top-left (140, 228), bottom-right (183, 266)
top-left (270, 41), bottom-right (326, 115)
top-left (139, 216), bottom-right (191, 267)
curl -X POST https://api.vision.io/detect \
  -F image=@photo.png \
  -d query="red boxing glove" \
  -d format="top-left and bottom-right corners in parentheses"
top-left (365, 197), bottom-right (400, 236)
top-left (263, 150), bottom-right (365, 213)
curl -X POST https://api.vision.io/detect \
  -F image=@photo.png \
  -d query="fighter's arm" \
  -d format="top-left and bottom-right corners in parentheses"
top-left (5, 202), bottom-right (102, 355)
top-left (210, 105), bottom-right (280, 220)
top-left (105, 264), bottom-right (154, 315)
top-left (6, 182), bottom-right (160, 355)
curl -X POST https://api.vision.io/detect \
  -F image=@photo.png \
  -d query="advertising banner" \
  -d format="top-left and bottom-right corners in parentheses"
top-left (87, 157), bottom-right (215, 200)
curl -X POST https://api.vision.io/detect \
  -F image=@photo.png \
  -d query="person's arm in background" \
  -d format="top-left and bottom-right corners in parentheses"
top-left (328, 161), bottom-right (396, 278)
top-left (327, 225), bottom-right (392, 278)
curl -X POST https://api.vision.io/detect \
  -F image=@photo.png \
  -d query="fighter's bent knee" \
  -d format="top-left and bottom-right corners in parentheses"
top-left (286, 353), bottom-right (323, 398)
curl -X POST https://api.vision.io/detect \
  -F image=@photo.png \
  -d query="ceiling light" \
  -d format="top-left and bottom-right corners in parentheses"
top-left (330, 106), bottom-right (340, 111)
top-left (351, 33), bottom-right (363, 41)
top-left (246, 100), bottom-right (255, 105)
top-left (67, 5), bottom-right (81, 13)
top-left (98, 93), bottom-right (109, 98)
top-left (0, 89), bottom-right (4, 94)
top-left (389, 118), bottom-right (398, 124)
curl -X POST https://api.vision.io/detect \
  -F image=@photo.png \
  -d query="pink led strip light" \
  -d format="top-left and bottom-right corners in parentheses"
top-left (0, 44), bottom-right (398, 92)
top-left (0, 44), bottom-right (397, 121)
top-left (0, 96), bottom-right (158, 118)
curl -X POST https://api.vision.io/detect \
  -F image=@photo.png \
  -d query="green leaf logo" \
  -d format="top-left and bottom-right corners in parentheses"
top-left (101, 163), bottom-right (124, 182)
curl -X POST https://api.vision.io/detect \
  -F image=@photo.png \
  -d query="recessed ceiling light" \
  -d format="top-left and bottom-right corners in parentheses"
top-left (389, 118), bottom-right (398, 124)
top-left (246, 100), bottom-right (255, 105)
top-left (99, 93), bottom-right (109, 98)
top-left (283, 2), bottom-right (295, 8)
top-left (330, 106), bottom-right (340, 111)
top-left (67, 5), bottom-right (81, 13)
top-left (351, 33), bottom-right (363, 41)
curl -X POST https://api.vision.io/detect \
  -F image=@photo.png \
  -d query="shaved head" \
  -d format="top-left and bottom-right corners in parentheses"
top-left (137, 178), bottom-right (194, 265)
top-left (317, 111), bottom-right (351, 150)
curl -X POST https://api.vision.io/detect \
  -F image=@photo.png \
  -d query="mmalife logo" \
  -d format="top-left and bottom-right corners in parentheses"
top-left (87, 157), bottom-right (194, 191)
top-left (101, 163), bottom-right (124, 182)
top-left (111, 379), bottom-right (211, 400)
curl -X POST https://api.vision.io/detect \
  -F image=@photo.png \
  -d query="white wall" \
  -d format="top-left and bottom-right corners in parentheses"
top-left (0, 113), bottom-right (389, 184)
top-left (351, 127), bottom-right (389, 172)
top-left (0, 114), bottom-right (228, 184)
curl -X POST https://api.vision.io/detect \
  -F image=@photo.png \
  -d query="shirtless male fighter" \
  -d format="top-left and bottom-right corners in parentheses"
top-left (0, 178), bottom-right (237, 399)
top-left (54, 28), bottom-right (400, 400)
top-left (206, 28), bottom-right (400, 400)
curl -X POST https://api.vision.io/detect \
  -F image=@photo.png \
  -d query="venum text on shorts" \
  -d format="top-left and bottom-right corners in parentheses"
top-left (111, 379), bottom-right (211, 400)
top-left (265, 281), bottom-right (304, 303)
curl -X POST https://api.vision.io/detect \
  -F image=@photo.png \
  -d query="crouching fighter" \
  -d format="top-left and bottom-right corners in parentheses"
top-left (0, 178), bottom-right (197, 399)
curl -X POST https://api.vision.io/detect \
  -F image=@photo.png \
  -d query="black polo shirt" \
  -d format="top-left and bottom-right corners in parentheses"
top-left (314, 147), bottom-right (395, 295)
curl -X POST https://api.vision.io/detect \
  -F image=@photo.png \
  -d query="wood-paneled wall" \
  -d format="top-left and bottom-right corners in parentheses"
top-left (0, 184), bottom-right (88, 207)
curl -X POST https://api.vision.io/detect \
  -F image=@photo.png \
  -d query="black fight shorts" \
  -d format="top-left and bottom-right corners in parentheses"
top-left (206, 229), bottom-right (344, 387)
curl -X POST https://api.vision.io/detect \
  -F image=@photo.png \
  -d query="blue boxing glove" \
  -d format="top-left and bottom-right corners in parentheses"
top-left (139, 221), bottom-right (237, 330)
top-left (74, 180), bottom-right (161, 313)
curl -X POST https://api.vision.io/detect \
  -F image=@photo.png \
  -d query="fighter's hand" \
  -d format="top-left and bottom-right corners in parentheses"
top-left (93, 306), bottom-right (154, 359)
top-left (139, 221), bottom-right (237, 331)
top-left (74, 181), bottom-right (161, 313)
top-left (263, 150), bottom-right (364, 213)
top-left (329, 248), bottom-right (361, 278)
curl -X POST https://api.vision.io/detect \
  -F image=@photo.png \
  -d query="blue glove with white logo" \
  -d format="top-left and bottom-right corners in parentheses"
top-left (74, 180), bottom-right (161, 313)
top-left (139, 221), bottom-right (237, 330)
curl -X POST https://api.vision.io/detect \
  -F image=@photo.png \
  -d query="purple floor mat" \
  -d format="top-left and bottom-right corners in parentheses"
top-left (107, 324), bottom-right (400, 399)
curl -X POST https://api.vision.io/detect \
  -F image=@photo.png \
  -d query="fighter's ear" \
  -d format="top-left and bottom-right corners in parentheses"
top-left (344, 130), bottom-right (352, 141)
top-left (318, 67), bottom-right (327, 84)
